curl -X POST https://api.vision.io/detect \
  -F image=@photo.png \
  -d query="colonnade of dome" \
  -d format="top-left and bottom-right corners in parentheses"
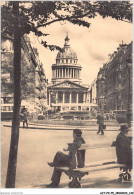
top-left (52, 67), bottom-right (81, 79)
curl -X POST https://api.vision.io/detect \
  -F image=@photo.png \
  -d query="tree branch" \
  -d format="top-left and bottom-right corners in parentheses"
top-left (37, 18), bottom-right (64, 28)
top-left (36, 11), bottom-right (91, 28)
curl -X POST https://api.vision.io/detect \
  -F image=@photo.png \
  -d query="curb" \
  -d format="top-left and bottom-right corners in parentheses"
top-left (29, 122), bottom-right (120, 127)
top-left (3, 124), bottom-right (119, 131)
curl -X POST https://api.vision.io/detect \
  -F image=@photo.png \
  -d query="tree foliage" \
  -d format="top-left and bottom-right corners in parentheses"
top-left (1, 44), bottom-right (38, 101)
top-left (1, 52), bottom-right (14, 95)
top-left (21, 58), bottom-right (36, 100)
top-left (96, 1), bottom-right (132, 23)
top-left (2, 1), bottom-right (132, 50)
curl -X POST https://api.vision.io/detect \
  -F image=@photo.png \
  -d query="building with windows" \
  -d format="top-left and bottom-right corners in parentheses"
top-left (89, 79), bottom-right (97, 105)
top-left (96, 42), bottom-right (132, 113)
top-left (1, 33), bottom-right (48, 115)
top-left (47, 34), bottom-right (89, 112)
top-left (96, 65), bottom-right (106, 111)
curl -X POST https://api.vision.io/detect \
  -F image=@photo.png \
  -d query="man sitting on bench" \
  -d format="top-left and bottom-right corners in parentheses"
top-left (116, 123), bottom-right (132, 182)
top-left (46, 129), bottom-right (86, 188)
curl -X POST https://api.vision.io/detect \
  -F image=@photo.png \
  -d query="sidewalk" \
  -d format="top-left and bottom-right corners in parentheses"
top-left (17, 168), bottom-right (133, 189)
top-left (1, 122), bottom-right (133, 189)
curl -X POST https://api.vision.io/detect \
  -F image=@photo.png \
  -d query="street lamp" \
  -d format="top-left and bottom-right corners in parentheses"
top-left (100, 77), bottom-right (105, 112)
top-left (126, 59), bottom-right (132, 128)
top-left (100, 95), bottom-right (105, 111)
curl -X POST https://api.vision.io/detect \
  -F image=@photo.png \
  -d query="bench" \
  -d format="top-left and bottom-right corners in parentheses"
top-left (56, 143), bottom-right (126, 188)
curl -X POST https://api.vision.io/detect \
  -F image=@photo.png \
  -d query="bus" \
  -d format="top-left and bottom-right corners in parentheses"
top-left (1, 103), bottom-right (29, 120)
top-left (1, 104), bottom-right (14, 120)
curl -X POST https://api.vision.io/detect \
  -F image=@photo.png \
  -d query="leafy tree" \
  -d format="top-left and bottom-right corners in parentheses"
top-left (20, 53), bottom-right (36, 100)
top-left (1, 1), bottom-right (132, 188)
top-left (1, 52), bottom-right (14, 97)
top-left (1, 44), bottom-right (37, 100)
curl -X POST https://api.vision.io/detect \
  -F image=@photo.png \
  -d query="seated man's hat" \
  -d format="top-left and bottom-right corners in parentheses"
top-left (119, 123), bottom-right (128, 131)
top-left (73, 129), bottom-right (82, 135)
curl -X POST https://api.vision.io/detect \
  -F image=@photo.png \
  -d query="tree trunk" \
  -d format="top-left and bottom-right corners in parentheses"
top-left (5, 1), bottom-right (21, 188)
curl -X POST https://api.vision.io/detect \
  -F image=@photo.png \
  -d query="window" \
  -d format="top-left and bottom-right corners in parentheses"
top-left (65, 92), bottom-right (70, 103)
top-left (72, 92), bottom-right (76, 103)
top-left (78, 93), bottom-right (83, 103)
top-left (51, 92), bottom-right (56, 104)
top-left (58, 92), bottom-right (63, 103)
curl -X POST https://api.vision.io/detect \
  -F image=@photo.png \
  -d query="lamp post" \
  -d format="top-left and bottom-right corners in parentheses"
top-left (100, 95), bottom-right (104, 111)
top-left (101, 78), bottom-right (105, 112)
top-left (126, 59), bottom-right (132, 128)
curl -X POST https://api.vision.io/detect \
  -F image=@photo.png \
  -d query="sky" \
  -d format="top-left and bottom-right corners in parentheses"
top-left (30, 15), bottom-right (132, 85)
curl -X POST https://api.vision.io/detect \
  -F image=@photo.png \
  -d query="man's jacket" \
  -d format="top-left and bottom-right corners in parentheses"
top-left (116, 132), bottom-right (132, 168)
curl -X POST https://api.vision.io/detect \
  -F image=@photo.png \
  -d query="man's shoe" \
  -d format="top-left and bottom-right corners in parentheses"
top-left (96, 132), bottom-right (99, 134)
top-left (48, 162), bottom-right (55, 167)
top-left (46, 182), bottom-right (59, 188)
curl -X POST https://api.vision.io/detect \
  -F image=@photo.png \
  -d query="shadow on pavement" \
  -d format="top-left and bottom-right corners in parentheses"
top-left (81, 178), bottom-right (132, 188)
top-left (32, 177), bottom-right (132, 188)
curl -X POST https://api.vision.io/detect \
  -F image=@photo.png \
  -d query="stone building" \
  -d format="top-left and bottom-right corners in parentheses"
top-left (1, 34), bottom-right (48, 113)
top-left (89, 79), bottom-right (97, 104)
top-left (96, 65), bottom-right (106, 111)
top-left (96, 42), bottom-right (132, 113)
top-left (47, 34), bottom-right (89, 112)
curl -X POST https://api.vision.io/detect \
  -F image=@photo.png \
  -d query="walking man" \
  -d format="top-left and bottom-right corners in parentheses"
top-left (96, 110), bottom-right (104, 135)
top-left (21, 107), bottom-right (29, 128)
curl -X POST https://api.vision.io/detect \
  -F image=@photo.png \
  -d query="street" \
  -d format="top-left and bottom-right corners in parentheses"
top-left (1, 121), bottom-right (132, 188)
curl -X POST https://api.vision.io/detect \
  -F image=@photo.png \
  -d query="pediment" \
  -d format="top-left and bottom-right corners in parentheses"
top-left (48, 80), bottom-right (87, 89)
top-left (54, 82), bottom-right (80, 88)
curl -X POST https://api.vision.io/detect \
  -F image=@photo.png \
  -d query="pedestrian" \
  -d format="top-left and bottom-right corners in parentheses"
top-left (96, 110), bottom-right (104, 135)
top-left (106, 113), bottom-right (109, 120)
top-left (46, 129), bottom-right (86, 188)
top-left (116, 123), bottom-right (132, 182)
top-left (21, 108), bottom-right (28, 128)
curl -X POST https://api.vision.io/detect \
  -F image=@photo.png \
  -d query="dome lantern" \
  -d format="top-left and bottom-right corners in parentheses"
top-left (64, 32), bottom-right (70, 47)
top-left (56, 33), bottom-right (77, 63)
